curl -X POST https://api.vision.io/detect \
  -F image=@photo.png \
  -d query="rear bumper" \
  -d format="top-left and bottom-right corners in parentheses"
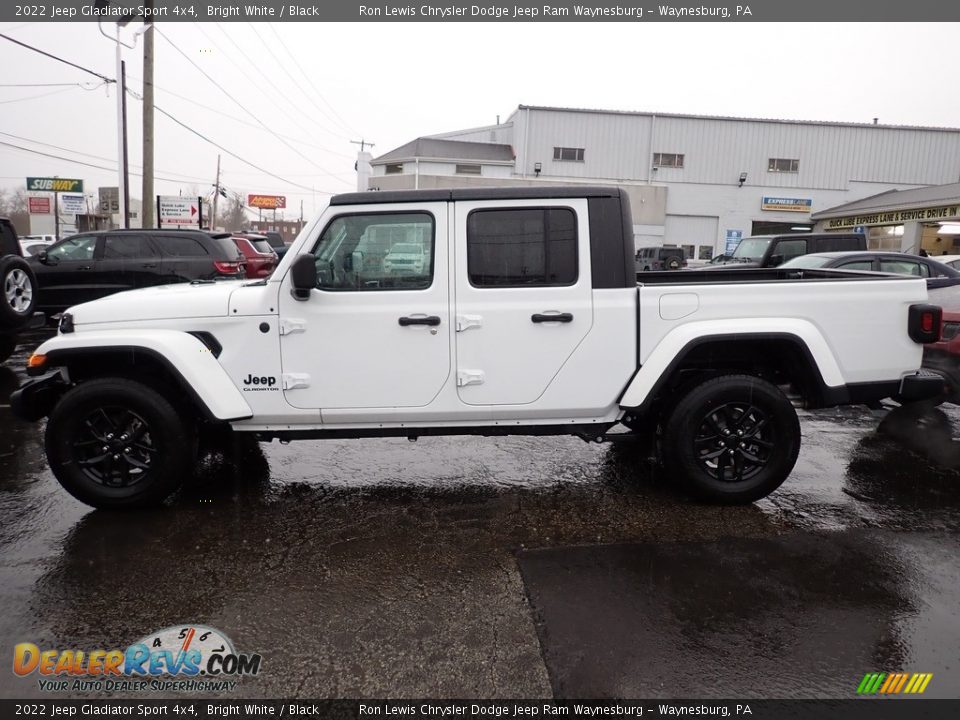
top-left (896, 370), bottom-right (948, 403)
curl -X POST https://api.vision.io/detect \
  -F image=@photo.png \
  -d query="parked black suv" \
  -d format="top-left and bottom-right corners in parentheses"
top-left (705, 232), bottom-right (867, 269)
top-left (1, 217), bottom-right (42, 363)
top-left (29, 229), bottom-right (246, 315)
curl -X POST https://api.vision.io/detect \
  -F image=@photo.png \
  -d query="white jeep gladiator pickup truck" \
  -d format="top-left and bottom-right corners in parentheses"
top-left (11, 187), bottom-right (943, 509)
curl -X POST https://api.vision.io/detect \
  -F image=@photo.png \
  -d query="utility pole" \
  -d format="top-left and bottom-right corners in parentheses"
top-left (211, 153), bottom-right (221, 231)
top-left (121, 59), bottom-right (130, 229)
top-left (141, 6), bottom-right (154, 228)
top-left (350, 139), bottom-right (374, 152)
top-left (114, 23), bottom-right (126, 228)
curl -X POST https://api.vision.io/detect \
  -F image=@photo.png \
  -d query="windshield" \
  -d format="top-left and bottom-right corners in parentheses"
top-left (731, 237), bottom-right (772, 261)
top-left (390, 243), bottom-right (421, 254)
top-left (779, 255), bottom-right (831, 269)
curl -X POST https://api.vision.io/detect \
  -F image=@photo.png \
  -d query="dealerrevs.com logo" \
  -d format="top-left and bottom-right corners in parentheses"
top-left (13, 625), bottom-right (262, 693)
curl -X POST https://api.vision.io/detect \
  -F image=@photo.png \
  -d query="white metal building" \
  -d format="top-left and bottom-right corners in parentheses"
top-left (367, 105), bottom-right (960, 258)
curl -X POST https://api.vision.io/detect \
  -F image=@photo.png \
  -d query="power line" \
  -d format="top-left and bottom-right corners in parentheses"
top-left (265, 23), bottom-right (359, 138)
top-left (197, 22), bottom-right (350, 147)
top-left (154, 26), bottom-right (348, 184)
top-left (144, 96), bottom-right (340, 194)
top-left (126, 71), bottom-right (353, 160)
top-left (248, 23), bottom-right (353, 140)
top-left (0, 82), bottom-right (101, 87)
top-left (0, 130), bottom-right (211, 183)
top-left (0, 87), bottom-right (79, 104)
top-left (0, 139), bottom-right (208, 185)
top-left (0, 33), bottom-right (115, 84)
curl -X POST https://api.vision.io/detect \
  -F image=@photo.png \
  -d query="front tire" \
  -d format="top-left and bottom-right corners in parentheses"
top-left (45, 378), bottom-right (194, 509)
top-left (661, 374), bottom-right (800, 504)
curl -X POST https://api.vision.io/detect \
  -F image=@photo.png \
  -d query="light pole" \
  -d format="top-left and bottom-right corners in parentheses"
top-left (96, 2), bottom-right (151, 229)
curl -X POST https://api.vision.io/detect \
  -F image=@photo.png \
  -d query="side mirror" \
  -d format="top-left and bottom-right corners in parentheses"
top-left (769, 254), bottom-right (784, 267)
top-left (290, 254), bottom-right (317, 301)
top-left (38, 250), bottom-right (56, 265)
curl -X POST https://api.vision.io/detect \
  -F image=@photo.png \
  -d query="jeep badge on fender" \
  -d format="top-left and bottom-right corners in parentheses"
top-left (243, 375), bottom-right (277, 391)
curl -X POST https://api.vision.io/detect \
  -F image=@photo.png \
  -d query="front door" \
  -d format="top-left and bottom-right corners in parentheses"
top-left (453, 199), bottom-right (593, 406)
top-left (35, 235), bottom-right (101, 312)
top-left (279, 203), bottom-right (450, 410)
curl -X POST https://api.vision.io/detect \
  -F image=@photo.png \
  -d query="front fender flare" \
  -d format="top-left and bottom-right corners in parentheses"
top-left (30, 330), bottom-right (253, 421)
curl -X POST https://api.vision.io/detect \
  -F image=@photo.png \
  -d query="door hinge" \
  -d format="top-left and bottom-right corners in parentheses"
top-left (456, 314), bottom-right (483, 333)
top-left (282, 373), bottom-right (311, 390)
top-left (279, 318), bottom-right (306, 336)
top-left (457, 370), bottom-right (485, 387)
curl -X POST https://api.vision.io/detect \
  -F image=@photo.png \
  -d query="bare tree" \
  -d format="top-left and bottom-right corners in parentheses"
top-left (218, 193), bottom-right (247, 231)
top-left (0, 188), bottom-right (29, 233)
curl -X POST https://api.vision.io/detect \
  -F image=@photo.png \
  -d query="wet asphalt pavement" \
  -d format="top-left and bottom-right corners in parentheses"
top-left (1, 329), bottom-right (960, 699)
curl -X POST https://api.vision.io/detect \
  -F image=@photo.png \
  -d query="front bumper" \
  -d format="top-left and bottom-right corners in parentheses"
top-left (9, 369), bottom-right (68, 422)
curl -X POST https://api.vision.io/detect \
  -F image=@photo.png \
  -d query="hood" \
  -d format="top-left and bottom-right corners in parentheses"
top-left (67, 281), bottom-right (248, 325)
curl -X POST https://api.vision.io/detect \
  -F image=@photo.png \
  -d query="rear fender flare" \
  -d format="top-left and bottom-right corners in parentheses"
top-left (619, 319), bottom-right (843, 409)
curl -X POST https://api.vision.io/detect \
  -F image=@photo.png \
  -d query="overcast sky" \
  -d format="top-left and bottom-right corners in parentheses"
top-left (1, 21), bottom-right (958, 219)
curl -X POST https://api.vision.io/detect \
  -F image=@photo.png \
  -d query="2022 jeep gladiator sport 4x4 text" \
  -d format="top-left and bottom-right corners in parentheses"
top-left (11, 187), bottom-right (945, 509)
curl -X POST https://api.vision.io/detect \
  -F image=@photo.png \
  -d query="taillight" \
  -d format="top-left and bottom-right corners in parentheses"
top-left (214, 261), bottom-right (241, 274)
top-left (908, 304), bottom-right (942, 343)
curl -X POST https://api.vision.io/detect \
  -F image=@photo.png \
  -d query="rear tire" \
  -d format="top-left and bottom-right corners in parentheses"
top-left (0, 256), bottom-right (37, 330)
top-left (45, 377), bottom-right (194, 509)
top-left (663, 255), bottom-right (683, 271)
top-left (661, 374), bottom-right (800, 504)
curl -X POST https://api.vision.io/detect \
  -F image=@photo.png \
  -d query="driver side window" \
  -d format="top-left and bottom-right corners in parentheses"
top-left (310, 212), bottom-right (434, 291)
top-left (47, 236), bottom-right (98, 262)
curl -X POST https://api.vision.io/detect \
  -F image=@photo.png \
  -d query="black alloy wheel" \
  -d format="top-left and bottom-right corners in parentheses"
top-left (45, 377), bottom-right (194, 509)
top-left (661, 374), bottom-right (800, 504)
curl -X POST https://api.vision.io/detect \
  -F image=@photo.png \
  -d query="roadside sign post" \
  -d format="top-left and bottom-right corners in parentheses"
top-left (26, 177), bottom-right (83, 240)
top-left (157, 195), bottom-right (202, 229)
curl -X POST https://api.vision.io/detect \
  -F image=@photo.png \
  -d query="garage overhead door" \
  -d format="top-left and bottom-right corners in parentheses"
top-left (664, 215), bottom-right (719, 249)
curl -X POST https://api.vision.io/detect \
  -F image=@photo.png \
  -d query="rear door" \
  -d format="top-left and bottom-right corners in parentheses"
top-left (153, 234), bottom-right (211, 282)
top-left (453, 199), bottom-right (593, 406)
top-left (94, 233), bottom-right (162, 296)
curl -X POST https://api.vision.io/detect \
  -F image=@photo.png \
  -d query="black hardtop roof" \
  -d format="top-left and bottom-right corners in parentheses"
top-left (745, 232), bottom-right (865, 240)
top-left (330, 185), bottom-right (625, 206)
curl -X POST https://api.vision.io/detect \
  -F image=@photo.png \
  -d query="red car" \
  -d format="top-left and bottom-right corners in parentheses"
top-left (923, 286), bottom-right (960, 403)
top-left (232, 235), bottom-right (278, 279)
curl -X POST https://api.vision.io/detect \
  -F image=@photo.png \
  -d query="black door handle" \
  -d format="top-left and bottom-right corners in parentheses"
top-left (532, 313), bottom-right (573, 323)
top-left (142, 263), bottom-right (157, 268)
top-left (77, 265), bottom-right (92, 271)
top-left (399, 315), bottom-right (441, 327)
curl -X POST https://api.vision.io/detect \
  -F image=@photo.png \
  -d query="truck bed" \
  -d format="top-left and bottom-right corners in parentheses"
top-left (637, 267), bottom-right (912, 285)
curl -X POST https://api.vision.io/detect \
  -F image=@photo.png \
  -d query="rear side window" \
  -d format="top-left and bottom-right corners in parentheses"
top-left (880, 259), bottom-right (929, 277)
top-left (155, 235), bottom-right (208, 257)
top-left (104, 235), bottom-right (159, 260)
top-left (772, 239), bottom-right (808, 263)
top-left (251, 239), bottom-right (273, 254)
top-left (837, 260), bottom-right (874, 271)
top-left (0, 221), bottom-right (18, 256)
top-left (817, 236), bottom-right (865, 252)
top-left (467, 207), bottom-right (577, 287)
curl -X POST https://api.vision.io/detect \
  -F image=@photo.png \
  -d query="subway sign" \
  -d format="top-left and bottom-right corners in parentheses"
top-left (26, 177), bottom-right (83, 193)
top-left (826, 205), bottom-right (960, 229)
